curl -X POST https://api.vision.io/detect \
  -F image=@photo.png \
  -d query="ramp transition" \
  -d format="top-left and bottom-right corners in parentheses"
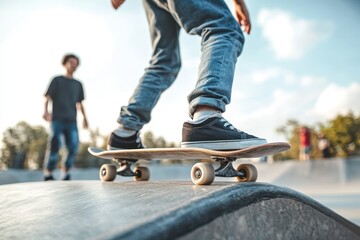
top-left (0, 181), bottom-right (359, 240)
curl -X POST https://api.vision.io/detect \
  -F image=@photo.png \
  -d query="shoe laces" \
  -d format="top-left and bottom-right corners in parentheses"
top-left (220, 118), bottom-right (237, 130)
top-left (220, 118), bottom-right (248, 136)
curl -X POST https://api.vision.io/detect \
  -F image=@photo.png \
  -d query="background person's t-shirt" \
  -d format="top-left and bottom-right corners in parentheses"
top-left (45, 75), bottom-right (84, 122)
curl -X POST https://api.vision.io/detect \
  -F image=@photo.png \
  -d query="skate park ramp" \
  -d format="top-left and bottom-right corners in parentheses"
top-left (1, 181), bottom-right (359, 240)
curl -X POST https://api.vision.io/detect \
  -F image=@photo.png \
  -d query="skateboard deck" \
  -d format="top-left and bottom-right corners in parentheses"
top-left (88, 142), bottom-right (290, 185)
top-left (88, 142), bottom-right (290, 161)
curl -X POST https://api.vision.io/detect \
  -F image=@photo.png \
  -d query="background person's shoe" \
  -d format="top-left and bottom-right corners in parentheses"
top-left (181, 117), bottom-right (267, 150)
top-left (62, 174), bottom-right (71, 181)
top-left (44, 175), bottom-right (54, 181)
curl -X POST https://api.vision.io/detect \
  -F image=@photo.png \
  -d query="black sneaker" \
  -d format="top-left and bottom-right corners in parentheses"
top-left (107, 132), bottom-right (144, 150)
top-left (44, 175), bottom-right (54, 181)
top-left (62, 174), bottom-right (71, 181)
top-left (181, 117), bottom-right (267, 150)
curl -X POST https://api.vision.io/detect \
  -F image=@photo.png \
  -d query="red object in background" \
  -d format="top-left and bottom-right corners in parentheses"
top-left (300, 127), bottom-right (311, 147)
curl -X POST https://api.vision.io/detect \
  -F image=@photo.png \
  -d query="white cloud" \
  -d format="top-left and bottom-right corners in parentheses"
top-left (226, 74), bottom-right (331, 142)
top-left (250, 68), bottom-right (299, 85)
top-left (300, 76), bottom-right (316, 87)
top-left (249, 68), bottom-right (323, 87)
top-left (251, 68), bottom-right (282, 84)
top-left (314, 82), bottom-right (360, 119)
top-left (257, 9), bottom-right (332, 60)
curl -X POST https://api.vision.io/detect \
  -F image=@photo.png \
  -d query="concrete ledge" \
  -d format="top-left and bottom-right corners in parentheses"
top-left (107, 183), bottom-right (360, 240)
top-left (1, 181), bottom-right (359, 240)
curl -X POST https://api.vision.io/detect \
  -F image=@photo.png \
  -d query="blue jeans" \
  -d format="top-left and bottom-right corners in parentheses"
top-left (44, 121), bottom-right (79, 171)
top-left (119, 0), bottom-right (245, 131)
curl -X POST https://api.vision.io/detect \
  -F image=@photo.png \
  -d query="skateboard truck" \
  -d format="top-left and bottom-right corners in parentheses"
top-left (212, 157), bottom-right (245, 178)
top-left (103, 158), bottom-right (150, 181)
top-left (116, 159), bottom-right (138, 177)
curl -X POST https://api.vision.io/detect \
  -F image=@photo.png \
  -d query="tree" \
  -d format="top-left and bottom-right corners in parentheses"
top-left (319, 112), bottom-right (360, 157)
top-left (1, 121), bottom-right (48, 169)
top-left (275, 120), bottom-right (301, 160)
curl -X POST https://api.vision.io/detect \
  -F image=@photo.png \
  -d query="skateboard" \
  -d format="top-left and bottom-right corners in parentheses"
top-left (88, 142), bottom-right (290, 185)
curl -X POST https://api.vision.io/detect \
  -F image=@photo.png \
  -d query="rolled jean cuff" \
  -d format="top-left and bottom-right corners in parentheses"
top-left (189, 96), bottom-right (226, 118)
top-left (118, 117), bottom-right (143, 132)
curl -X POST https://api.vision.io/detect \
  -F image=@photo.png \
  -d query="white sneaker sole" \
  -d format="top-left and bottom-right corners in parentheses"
top-left (181, 138), bottom-right (267, 150)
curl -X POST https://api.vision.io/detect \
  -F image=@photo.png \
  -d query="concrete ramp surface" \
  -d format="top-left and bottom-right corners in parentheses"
top-left (0, 181), bottom-right (359, 240)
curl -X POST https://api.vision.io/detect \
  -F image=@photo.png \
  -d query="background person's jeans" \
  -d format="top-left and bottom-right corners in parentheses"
top-left (44, 120), bottom-right (79, 171)
top-left (118, 0), bottom-right (245, 131)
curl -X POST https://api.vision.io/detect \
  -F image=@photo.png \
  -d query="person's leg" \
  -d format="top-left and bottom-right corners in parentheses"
top-left (119, 0), bottom-right (181, 130)
top-left (299, 146), bottom-right (306, 160)
top-left (62, 122), bottom-right (79, 180)
top-left (165, 0), bottom-right (243, 116)
top-left (43, 121), bottom-right (62, 180)
top-left (304, 146), bottom-right (311, 160)
top-left (109, 0), bottom-right (181, 149)
top-left (163, 0), bottom-right (266, 149)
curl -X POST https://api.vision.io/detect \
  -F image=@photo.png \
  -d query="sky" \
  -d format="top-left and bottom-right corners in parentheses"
top-left (1, 0), bottom-right (360, 148)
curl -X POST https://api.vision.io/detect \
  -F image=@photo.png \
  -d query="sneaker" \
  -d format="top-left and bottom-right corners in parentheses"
top-left (181, 117), bottom-right (267, 150)
top-left (62, 174), bottom-right (71, 181)
top-left (107, 132), bottom-right (144, 150)
top-left (44, 175), bottom-right (54, 181)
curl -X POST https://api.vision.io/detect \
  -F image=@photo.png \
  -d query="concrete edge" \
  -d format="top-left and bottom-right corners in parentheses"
top-left (99, 183), bottom-right (360, 240)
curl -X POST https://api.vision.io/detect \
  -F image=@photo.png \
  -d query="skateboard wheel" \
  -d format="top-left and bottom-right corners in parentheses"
top-left (191, 163), bottom-right (215, 185)
top-left (236, 164), bottom-right (258, 182)
top-left (133, 166), bottom-right (150, 181)
top-left (99, 164), bottom-right (117, 182)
